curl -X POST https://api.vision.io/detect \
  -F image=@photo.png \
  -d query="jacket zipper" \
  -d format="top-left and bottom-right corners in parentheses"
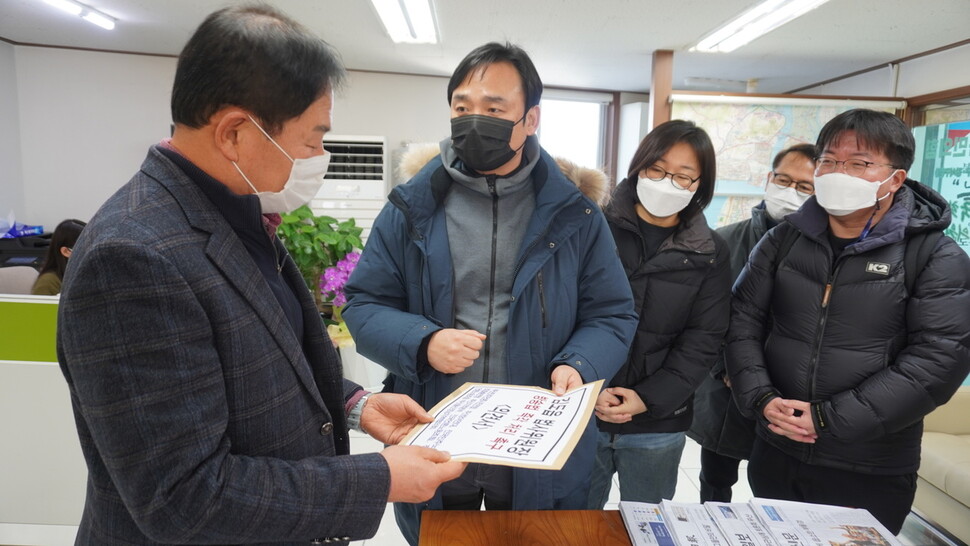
top-left (537, 270), bottom-right (547, 328)
top-left (483, 175), bottom-right (499, 382)
top-left (806, 253), bottom-right (844, 462)
top-left (272, 238), bottom-right (283, 275)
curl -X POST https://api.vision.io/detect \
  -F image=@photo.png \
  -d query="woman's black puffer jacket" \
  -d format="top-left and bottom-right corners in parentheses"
top-left (599, 178), bottom-right (732, 435)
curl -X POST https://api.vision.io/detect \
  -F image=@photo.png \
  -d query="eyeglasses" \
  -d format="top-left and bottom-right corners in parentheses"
top-left (769, 172), bottom-right (815, 195)
top-left (643, 165), bottom-right (699, 190)
top-left (815, 157), bottom-right (896, 178)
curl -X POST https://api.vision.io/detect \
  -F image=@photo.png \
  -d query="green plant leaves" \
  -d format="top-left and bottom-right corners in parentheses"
top-left (276, 205), bottom-right (363, 300)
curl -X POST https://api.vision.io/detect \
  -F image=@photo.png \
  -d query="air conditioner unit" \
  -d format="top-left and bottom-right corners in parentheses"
top-left (312, 135), bottom-right (388, 243)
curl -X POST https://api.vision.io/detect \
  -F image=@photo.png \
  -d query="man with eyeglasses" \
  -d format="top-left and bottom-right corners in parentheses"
top-left (725, 109), bottom-right (970, 533)
top-left (688, 143), bottom-right (816, 503)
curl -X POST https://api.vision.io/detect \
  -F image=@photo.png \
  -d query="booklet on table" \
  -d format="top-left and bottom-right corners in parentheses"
top-left (618, 502), bottom-right (676, 546)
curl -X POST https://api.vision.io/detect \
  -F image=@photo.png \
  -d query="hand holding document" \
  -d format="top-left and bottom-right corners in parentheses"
top-left (400, 380), bottom-right (603, 470)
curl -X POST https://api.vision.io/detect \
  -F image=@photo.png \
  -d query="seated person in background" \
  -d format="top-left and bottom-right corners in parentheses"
top-left (31, 218), bottom-right (86, 295)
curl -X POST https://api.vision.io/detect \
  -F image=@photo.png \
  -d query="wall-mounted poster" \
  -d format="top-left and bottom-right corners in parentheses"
top-left (911, 121), bottom-right (970, 256)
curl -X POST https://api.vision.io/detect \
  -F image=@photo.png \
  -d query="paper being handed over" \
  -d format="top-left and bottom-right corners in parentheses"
top-left (400, 380), bottom-right (604, 470)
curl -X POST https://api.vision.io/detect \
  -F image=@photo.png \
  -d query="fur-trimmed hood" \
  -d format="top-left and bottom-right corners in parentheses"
top-left (397, 143), bottom-right (612, 207)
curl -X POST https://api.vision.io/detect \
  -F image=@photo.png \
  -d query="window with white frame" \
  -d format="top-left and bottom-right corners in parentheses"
top-left (537, 89), bottom-right (612, 171)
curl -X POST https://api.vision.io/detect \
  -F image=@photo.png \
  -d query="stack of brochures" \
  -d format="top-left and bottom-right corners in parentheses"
top-left (618, 497), bottom-right (902, 546)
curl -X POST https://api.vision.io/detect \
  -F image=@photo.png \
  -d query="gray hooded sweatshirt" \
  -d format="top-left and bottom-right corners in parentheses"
top-left (437, 135), bottom-right (541, 394)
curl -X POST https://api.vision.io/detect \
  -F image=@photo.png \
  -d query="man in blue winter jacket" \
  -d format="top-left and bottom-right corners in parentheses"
top-left (342, 42), bottom-right (637, 544)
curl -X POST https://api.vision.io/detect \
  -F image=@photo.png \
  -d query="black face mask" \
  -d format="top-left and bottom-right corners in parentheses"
top-left (451, 114), bottom-right (526, 172)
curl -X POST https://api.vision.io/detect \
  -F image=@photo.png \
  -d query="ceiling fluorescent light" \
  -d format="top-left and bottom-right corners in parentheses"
top-left (370, 0), bottom-right (439, 44)
top-left (42, 0), bottom-right (83, 16)
top-left (40, 0), bottom-right (116, 30)
top-left (692, 0), bottom-right (831, 53)
top-left (82, 9), bottom-right (115, 30)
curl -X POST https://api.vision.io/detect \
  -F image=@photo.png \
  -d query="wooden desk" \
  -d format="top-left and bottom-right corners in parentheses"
top-left (419, 509), bottom-right (632, 546)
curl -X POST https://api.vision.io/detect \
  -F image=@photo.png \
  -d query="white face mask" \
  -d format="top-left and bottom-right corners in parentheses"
top-left (764, 183), bottom-right (810, 221)
top-left (231, 116), bottom-right (331, 214)
top-left (813, 170), bottom-right (897, 217)
top-left (636, 176), bottom-right (694, 218)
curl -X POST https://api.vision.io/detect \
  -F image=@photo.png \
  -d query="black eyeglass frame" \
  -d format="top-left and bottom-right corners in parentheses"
top-left (643, 164), bottom-right (700, 190)
top-left (769, 172), bottom-right (815, 195)
top-left (814, 157), bottom-right (897, 177)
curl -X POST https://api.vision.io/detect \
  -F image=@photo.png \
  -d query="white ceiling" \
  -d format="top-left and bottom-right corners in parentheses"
top-left (1, 0), bottom-right (968, 95)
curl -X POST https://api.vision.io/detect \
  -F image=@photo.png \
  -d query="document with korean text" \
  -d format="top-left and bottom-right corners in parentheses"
top-left (400, 380), bottom-right (603, 470)
top-left (748, 497), bottom-right (902, 546)
top-left (704, 502), bottom-right (778, 546)
top-left (661, 500), bottom-right (729, 546)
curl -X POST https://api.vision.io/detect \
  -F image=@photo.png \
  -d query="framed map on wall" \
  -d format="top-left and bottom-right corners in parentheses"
top-left (670, 97), bottom-right (899, 228)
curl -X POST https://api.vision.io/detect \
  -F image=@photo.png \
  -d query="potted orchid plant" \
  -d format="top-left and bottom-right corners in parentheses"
top-left (276, 205), bottom-right (363, 312)
top-left (320, 250), bottom-right (360, 348)
top-left (321, 250), bottom-right (386, 388)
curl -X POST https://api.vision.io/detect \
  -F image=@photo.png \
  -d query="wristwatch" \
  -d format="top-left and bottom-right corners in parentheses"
top-left (346, 393), bottom-right (371, 434)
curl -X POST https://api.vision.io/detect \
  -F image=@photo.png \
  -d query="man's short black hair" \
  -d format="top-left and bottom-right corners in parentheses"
top-left (772, 143), bottom-right (817, 170)
top-left (447, 42), bottom-right (543, 111)
top-left (816, 109), bottom-right (915, 171)
top-left (626, 119), bottom-right (717, 223)
top-left (172, 3), bottom-right (346, 136)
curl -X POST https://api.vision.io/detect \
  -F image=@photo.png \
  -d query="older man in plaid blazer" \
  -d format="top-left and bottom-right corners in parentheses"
top-left (56, 6), bottom-right (464, 545)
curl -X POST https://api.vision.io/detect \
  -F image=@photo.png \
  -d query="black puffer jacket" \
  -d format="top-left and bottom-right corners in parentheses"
top-left (726, 180), bottom-right (970, 475)
top-left (599, 178), bottom-right (732, 435)
top-left (687, 203), bottom-right (771, 459)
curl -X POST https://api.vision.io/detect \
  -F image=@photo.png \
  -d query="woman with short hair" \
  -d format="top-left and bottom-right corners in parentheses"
top-left (587, 120), bottom-right (732, 506)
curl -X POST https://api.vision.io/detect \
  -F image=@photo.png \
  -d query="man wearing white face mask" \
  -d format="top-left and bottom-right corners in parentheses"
top-left (56, 6), bottom-right (466, 545)
top-left (725, 143), bottom-right (817, 276)
top-left (726, 109), bottom-right (970, 534)
top-left (688, 143), bottom-right (816, 503)
top-left (230, 114), bottom-right (333, 214)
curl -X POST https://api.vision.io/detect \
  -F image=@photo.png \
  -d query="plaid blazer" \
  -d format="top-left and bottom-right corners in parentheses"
top-left (57, 147), bottom-right (389, 545)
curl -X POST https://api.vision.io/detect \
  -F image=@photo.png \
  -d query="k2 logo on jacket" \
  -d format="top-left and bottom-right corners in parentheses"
top-left (866, 262), bottom-right (891, 275)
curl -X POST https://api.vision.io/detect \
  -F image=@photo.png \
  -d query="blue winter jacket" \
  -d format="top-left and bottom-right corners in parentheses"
top-left (342, 149), bottom-right (637, 512)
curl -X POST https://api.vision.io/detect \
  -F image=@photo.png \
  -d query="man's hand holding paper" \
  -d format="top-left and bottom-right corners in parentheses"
top-left (362, 393), bottom-right (435, 445)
